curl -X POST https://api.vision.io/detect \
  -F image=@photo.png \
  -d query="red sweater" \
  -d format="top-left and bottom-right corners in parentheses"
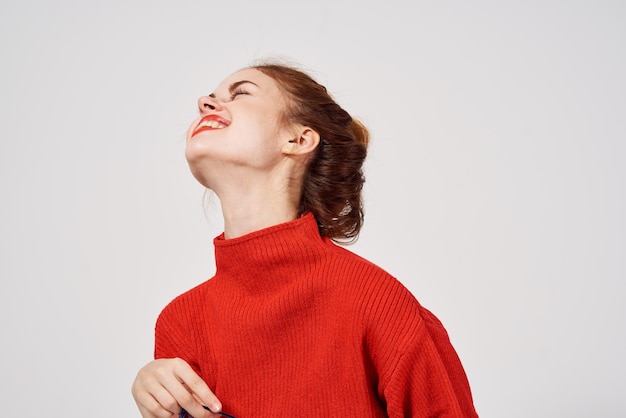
top-left (155, 213), bottom-right (478, 417)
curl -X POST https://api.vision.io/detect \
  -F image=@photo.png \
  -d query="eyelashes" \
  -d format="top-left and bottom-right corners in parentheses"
top-left (230, 88), bottom-right (249, 100)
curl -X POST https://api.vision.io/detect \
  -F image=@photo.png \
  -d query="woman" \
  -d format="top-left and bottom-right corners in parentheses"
top-left (131, 62), bottom-right (478, 417)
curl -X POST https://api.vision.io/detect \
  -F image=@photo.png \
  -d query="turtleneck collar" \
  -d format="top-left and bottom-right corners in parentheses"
top-left (213, 212), bottom-right (330, 292)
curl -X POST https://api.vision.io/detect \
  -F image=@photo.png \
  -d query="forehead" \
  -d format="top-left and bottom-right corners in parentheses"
top-left (215, 68), bottom-right (280, 93)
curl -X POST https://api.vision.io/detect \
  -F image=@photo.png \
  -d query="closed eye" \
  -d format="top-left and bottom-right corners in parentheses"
top-left (227, 80), bottom-right (257, 100)
top-left (230, 88), bottom-right (249, 100)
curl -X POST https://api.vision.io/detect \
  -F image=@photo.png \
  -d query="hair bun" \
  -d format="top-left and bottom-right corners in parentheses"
top-left (350, 118), bottom-right (370, 149)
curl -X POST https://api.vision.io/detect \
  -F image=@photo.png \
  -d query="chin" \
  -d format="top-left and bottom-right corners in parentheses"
top-left (187, 166), bottom-right (213, 189)
top-left (186, 154), bottom-right (225, 191)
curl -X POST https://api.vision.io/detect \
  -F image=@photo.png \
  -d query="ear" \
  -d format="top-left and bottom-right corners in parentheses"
top-left (282, 126), bottom-right (321, 156)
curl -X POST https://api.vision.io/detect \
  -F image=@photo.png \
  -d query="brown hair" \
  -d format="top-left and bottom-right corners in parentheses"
top-left (251, 62), bottom-right (369, 243)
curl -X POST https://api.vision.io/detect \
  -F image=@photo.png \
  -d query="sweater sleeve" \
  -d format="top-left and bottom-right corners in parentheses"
top-left (383, 307), bottom-right (478, 417)
top-left (366, 275), bottom-right (478, 417)
top-left (154, 296), bottom-right (203, 376)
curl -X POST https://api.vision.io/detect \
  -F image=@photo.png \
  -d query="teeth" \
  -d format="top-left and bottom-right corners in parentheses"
top-left (199, 120), bottom-right (226, 129)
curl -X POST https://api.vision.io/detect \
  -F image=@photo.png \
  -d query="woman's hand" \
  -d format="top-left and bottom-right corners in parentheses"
top-left (131, 358), bottom-right (222, 418)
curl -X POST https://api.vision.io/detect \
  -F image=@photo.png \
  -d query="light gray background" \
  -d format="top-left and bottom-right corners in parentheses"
top-left (1, 1), bottom-right (624, 417)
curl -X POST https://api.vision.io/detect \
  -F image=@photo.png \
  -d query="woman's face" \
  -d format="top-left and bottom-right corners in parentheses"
top-left (185, 68), bottom-right (295, 188)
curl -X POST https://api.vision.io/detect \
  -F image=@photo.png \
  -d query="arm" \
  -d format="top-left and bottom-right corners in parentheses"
top-left (381, 307), bottom-right (478, 417)
top-left (361, 274), bottom-right (478, 417)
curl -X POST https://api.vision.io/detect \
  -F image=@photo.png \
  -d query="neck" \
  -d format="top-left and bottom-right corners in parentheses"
top-left (192, 156), bottom-right (308, 238)
top-left (215, 174), bottom-right (301, 239)
top-left (221, 198), bottom-right (299, 239)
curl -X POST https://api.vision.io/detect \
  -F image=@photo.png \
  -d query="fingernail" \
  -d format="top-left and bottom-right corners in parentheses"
top-left (203, 403), bottom-right (222, 413)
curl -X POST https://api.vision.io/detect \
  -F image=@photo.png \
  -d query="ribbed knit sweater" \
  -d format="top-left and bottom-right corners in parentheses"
top-left (155, 213), bottom-right (478, 417)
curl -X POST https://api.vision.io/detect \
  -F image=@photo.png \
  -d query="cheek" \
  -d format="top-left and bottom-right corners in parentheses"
top-left (237, 116), bottom-right (285, 147)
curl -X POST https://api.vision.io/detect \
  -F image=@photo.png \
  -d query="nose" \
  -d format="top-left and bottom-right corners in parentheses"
top-left (197, 95), bottom-right (222, 113)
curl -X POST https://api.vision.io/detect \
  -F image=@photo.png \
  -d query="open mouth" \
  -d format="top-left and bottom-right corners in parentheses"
top-left (192, 114), bottom-right (231, 137)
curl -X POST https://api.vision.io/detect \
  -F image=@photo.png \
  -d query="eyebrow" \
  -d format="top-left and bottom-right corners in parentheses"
top-left (209, 80), bottom-right (259, 98)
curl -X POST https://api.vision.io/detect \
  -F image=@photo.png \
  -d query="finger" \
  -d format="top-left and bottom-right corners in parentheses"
top-left (201, 404), bottom-right (235, 417)
top-left (151, 383), bottom-right (185, 416)
top-left (151, 360), bottom-right (214, 418)
top-left (133, 375), bottom-right (177, 418)
top-left (172, 359), bottom-right (222, 413)
top-left (136, 392), bottom-right (178, 418)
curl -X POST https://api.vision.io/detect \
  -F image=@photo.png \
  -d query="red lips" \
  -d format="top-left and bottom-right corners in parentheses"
top-left (191, 114), bottom-right (231, 137)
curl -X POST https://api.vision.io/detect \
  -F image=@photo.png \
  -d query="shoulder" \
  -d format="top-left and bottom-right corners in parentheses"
top-left (322, 245), bottom-right (451, 371)
top-left (326, 243), bottom-right (455, 342)
top-left (156, 279), bottom-right (215, 328)
top-left (325, 241), bottom-right (419, 301)
top-left (330, 249), bottom-right (459, 376)
top-left (322, 241), bottom-right (426, 328)
top-left (324, 240), bottom-right (394, 280)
